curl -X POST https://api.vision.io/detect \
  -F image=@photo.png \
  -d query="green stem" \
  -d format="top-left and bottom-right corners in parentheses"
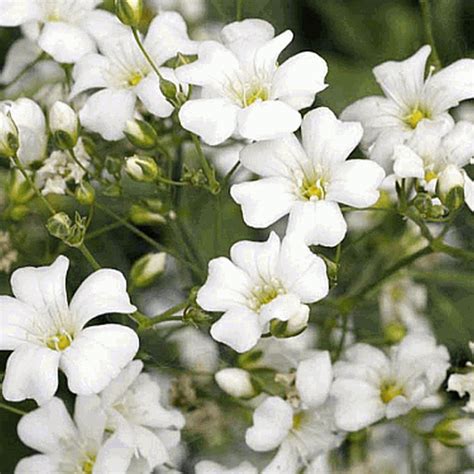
top-left (141, 301), bottom-right (188, 328)
top-left (191, 134), bottom-right (220, 194)
top-left (78, 244), bottom-right (101, 271)
top-left (131, 28), bottom-right (164, 81)
top-left (236, 0), bottom-right (244, 20)
top-left (12, 155), bottom-right (56, 215)
top-left (156, 176), bottom-right (188, 187)
top-left (419, 0), bottom-right (442, 69)
top-left (0, 402), bottom-right (26, 416)
top-left (432, 241), bottom-right (474, 262)
top-left (223, 161), bottom-right (240, 187)
top-left (85, 221), bottom-right (124, 240)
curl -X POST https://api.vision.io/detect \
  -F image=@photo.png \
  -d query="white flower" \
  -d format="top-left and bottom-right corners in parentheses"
top-left (0, 0), bottom-right (103, 63)
top-left (15, 396), bottom-right (134, 474)
top-left (392, 120), bottom-right (474, 210)
top-left (71, 12), bottom-right (197, 140)
top-left (176, 19), bottom-right (328, 145)
top-left (215, 368), bottom-right (256, 398)
top-left (231, 107), bottom-right (385, 247)
top-left (149, 0), bottom-right (207, 23)
top-left (91, 360), bottom-right (185, 472)
top-left (341, 45), bottom-right (474, 170)
top-left (49, 101), bottom-right (79, 145)
top-left (246, 352), bottom-right (342, 474)
top-left (197, 232), bottom-right (329, 353)
top-left (0, 108), bottom-right (18, 158)
top-left (195, 460), bottom-right (258, 474)
top-left (0, 255), bottom-right (138, 404)
top-left (0, 98), bottom-right (47, 164)
top-left (36, 138), bottom-right (91, 195)
top-left (447, 342), bottom-right (474, 413)
top-left (331, 334), bottom-right (450, 432)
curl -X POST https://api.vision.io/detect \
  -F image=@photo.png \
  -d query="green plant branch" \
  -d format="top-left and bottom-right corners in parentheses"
top-left (419, 0), bottom-right (442, 69)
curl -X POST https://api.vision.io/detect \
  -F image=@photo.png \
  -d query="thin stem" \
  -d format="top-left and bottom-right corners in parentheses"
top-left (0, 402), bottom-right (26, 416)
top-left (85, 221), bottom-right (123, 240)
top-left (223, 161), bottom-right (240, 187)
top-left (156, 176), bottom-right (188, 187)
top-left (12, 155), bottom-right (56, 215)
top-left (236, 0), bottom-right (244, 20)
top-left (191, 134), bottom-right (220, 194)
top-left (131, 28), bottom-right (164, 81)
top-left (419, 0), bottom-right (442, 69)
top-left (78, 244), bottom-right (101, 271)
top-left (68, 148), bottom-right (90, 176)
top-left (433, 241), bottom-right (474, 262)
top-left (141, 301), bottom-right (188, 328)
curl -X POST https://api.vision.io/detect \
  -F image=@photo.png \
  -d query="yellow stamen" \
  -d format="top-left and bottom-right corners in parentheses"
top-left (302, 178), bottom-right (326, 200)
top-left (245, 87), bottom-right (268, 106)
top-left (424, 169), bottom-right (438, 182)
top-left (380, 382), bottom-right (404, 404)
top-left (128, 72), bottom-right (143, 87)
top-left (292, 411), bottom-right (304, 430)
top-left (405, 109), bottom-right (427, 129)
top-left (46, 332), bottom-right (72, 351)
top-left (82, 455), bottom-right (96, 474)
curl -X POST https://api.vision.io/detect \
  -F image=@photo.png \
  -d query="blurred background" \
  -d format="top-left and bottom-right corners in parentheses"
top-left (0, 0), bottom-right (473, 472)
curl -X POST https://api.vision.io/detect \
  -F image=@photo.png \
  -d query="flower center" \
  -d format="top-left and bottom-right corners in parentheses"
top-left (243, 85), bottom-right (269, 107)
top-left (128, 71), bottom-right (144, 87)
top-left (81, 455), bottom-right (96, 474)
top-left (380, 381), bottom-right (404, 404)
top-left (424, 169), bottom-right (438, 182)
top-left (292, 411), bottom-right (304, 430)
top-left (248, 279), bottom-right (285, 312)
top-left (46, 330), bottom-right (73, 351)
top-left (405, 108), bottom-right (429, 129)
top-left (301, 178), bottom-right (326, 201)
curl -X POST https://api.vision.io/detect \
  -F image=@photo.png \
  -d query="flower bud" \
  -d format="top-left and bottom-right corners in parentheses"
top-left (124, 119), bottom-right (158, 150)
top-left (8, 204), bottom-right (30, 221)
top-left (270, 307), bottom-right (309, 338)
top-left (46, 212), bottom-right (72, 240)
top-left (160, 78), bottom-right (178, 102)
top-left (384, 321), bottom-right (407, 344)
top-left (8, 169), bottom-right (35, 204)
top-left (130, 252), bottom-right (166, 288)
top-left (125, 155), bottom-right (158, 182)
top-left (215, 368), bottom-right (256, 399)
top-left (0, 112), bottom-right (19, 158)
top-left (49, 101), bottom-right (79, 150)
top-left (437, 165), bottom-right (465, 210)
top-left (129, 204), bottom-right (166, 225)
top-left (115, 0), bottom-right (143, 27)
top-left (434, 418), bottom-right (474, 447)
top-left (75, 181), bottom-right (95, 206)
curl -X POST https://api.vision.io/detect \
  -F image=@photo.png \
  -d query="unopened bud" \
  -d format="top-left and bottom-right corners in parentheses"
top-left (384, 321), bottom-right (407, 344)
top-left (270, 307), bottom-right (309, 339)
top-left (124, 119), bottom-right (158, 150)
top-left (434, 418), bottom-right (474, 447)
top-left (46, 212), bottom-right (72, 240)
top-left (75, 181), bottom-right (95, 205)
top-left (413, 193), bottom-right (432, 217)
top-left (130, 252), bottom-right (166, 288)
top-left (215, 368), bottom-right (256, 399)
top-left (0, 112), bottom-right (18, 158)
top-left (438, 165), bottom-right (465, 210)
top-left (8, 204), bottom-right (29, 221)
top-left (183, 306), bottom-right (212, 326)
top-left (115, 0), bottom-right (143, 27)
top-left (8, 169), bottom-right (35, 204)
top-left (49, 101), bottom-right (79, 149)
top-left (160, 78), bottom-right (178, 101)
top-left (125, 155), bottom-right (158, 182)
top-left (129, 204), bottom-right (166, 225)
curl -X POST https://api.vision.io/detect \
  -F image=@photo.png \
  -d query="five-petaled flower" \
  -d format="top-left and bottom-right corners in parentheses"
top-left (0, 255), bottom-right (138, 404)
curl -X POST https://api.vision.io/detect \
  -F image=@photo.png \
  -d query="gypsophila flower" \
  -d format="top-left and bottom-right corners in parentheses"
top-left (89, 360), bottom-right (185, 472)
top-left (36, 138), bottom-right (91, 196)
top-left (15, 397), bottom-right (134, 474)
top-left (448, 342), bottom-right (474, 413)
top-left (195, 460), bottom-right (258, 474)
top-left (231, 107), bottom-right (385, 247)
top-left (71, 12), bottom-right (197, 140)
top-left (341, 45), bottom-right (474, 170)
top-left (0, 255), bottom-right (138, 404)
top-left (197, 232), bottom-right (329, 353)
top-left (0, 231), bottom-right (18, 273)
top-left (331, 334), bottom-right (450, 431)
top-left (176, 19), bottom-right (328, 145)
top-left (246, 351), bottom-right (343, 473)
top-left (0, 0), bottom-right (103, 63)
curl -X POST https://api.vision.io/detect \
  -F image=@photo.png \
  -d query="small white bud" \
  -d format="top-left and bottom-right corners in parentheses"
top-left (49, 101), bottom-right (79, 149)
top-left (0, 112), bottom-right (19, 158)
top-left (215, 368), bottom-right (255, 399)
top-left (434, 418), bottom-right (474, 447)
top-left (125, 155), bottom-right (159, 182)
top-left (130, 252), bottom-right (167, 288)
top-left (124, 119), bottom-right (158, 150)
top-left (115, 0), bottom-right (143, 27)
top-left (437, 164), bottom-right (465, 209)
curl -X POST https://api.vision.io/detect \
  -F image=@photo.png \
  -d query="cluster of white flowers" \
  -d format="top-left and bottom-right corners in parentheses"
top-left (0, 0), bottom-right (473, 472)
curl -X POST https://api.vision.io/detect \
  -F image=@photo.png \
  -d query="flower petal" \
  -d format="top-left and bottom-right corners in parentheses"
top-left (262, 440), bottom-right (299, 474)
top-left (100, 360), bottom-right (143, 406)
top-left (70, 53), bottom-right (110, 98)
top-left (197, 257), bottom-right (252, 311)
top-left (15, 455), bottom-right (58, 474)
top-left (245, 396), bottom-right (293, 451)
top-left (196, 460), bottom-right (258, 474)
top-left (134, 70), bottom-right (174, 118)
top-left (231, 177), bottom-right (296, 228)
top-left (0, 296), bottom-right (37, 350)
top-left (327, 159), bottom-right (385, 208)
top-left (296, 351), bottom-right (332, 408)
top-left (272, 52), bottom-right (328, 109)
top-left (442, 120), bottom-right (474, 168)
top-left (79, 89), bottom-right (136, 141)
top-left (287, 200), bottom-right (347, 247)
top-left (178, 98), bottom-right (238, 146)
top-left (301, 107), bottom-right (362, 168)
top-left (0, 38), bottom-right (41, 84)
top-left (276, 234), bottom-right (328, 303)
top-left (132, 425), bottom-right (169, 469)
top-left (392, 145), bottom-right (425, 179)
top-left (254, 30), bottom-right (294, 77)
top-left (0, 0), bottom-right (38, 26)
top-left (464, 172), bottom-right (474, 212)
top-left (74, 394), bottom-right (107, 446)
top-left (210, 307), bottom-right (262, 353)
top-left (230, 231), bottom-right (280, 284)
top-left (260, 294), bottom-right (307, 324)
top-left (60, 324), bottom-right (139, 395)
top-left (69, 268), bottom-right (136, 329)
top-left (17, 397), bottom-right (76, 453)
top-left (10, 255), bottom-right (69, 325)
top-left (238, 100), bottom-right (301, 141)
top-left (93, 433), bottom-right (134, 474)
top-left (239, 134), bottom-right (308, 177)
top-left (3, 344), bottom-right (60, 404)
top-left (38, 22), bottom-right (96, 64)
